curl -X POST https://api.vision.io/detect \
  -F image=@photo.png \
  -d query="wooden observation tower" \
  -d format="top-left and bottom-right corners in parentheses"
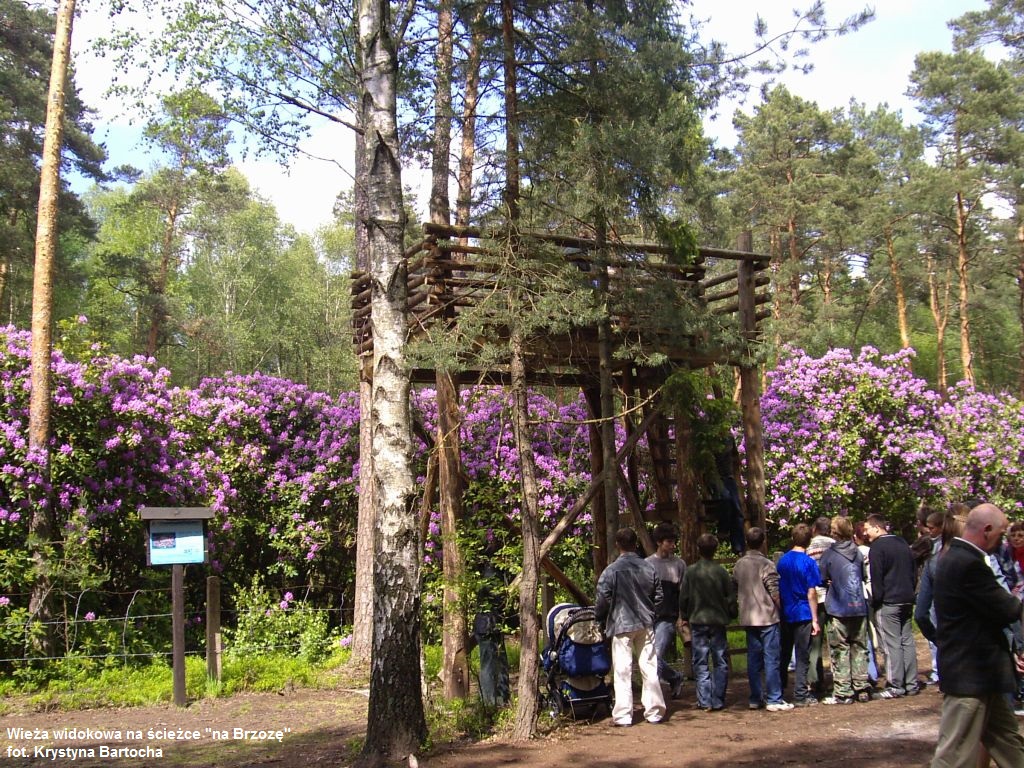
top-left (351, 222), bottom-right (771, 586)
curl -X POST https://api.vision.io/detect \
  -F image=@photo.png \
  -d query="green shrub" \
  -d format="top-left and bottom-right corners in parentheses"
top-left (225, 576), bottom-right (337, 663)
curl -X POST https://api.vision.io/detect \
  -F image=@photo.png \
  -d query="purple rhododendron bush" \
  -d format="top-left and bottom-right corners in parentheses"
top-left (761, 346), bottom-right (1024, 530)
top-left (0, 326), bottom-right (1021, 665)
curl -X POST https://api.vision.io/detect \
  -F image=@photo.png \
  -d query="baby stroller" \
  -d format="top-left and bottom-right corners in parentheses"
top-left (541, 602), bottom-right (613, 719)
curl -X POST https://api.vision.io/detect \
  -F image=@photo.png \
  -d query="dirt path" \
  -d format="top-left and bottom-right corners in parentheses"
top-left (0, 677), bottom-right (951, 768)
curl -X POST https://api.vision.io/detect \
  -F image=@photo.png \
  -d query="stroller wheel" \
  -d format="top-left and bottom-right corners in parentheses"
top-left (546, 689), bottom-right (566, 719)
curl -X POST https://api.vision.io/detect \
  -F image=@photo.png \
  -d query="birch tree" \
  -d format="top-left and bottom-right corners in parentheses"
top-left (358, 0), bottom-right (427, 757)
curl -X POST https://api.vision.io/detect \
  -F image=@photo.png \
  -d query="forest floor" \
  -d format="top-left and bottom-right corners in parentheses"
top-left (0, 639), bottom-right (980, 768)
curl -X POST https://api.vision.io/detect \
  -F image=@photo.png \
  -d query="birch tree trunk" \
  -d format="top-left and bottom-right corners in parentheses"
top-left (352, 126), bottom-right (375, 665)
top-left (27, 0), bottom-right (76, 658)
top-left (358, 0), bottom-right (427, 758)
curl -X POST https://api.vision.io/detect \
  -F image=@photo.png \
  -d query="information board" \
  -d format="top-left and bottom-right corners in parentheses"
top-left (147, 519), bottom-right (207, 566)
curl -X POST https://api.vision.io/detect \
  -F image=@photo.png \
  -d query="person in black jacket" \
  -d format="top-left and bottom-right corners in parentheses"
top-left (931, 503), bottom-right (1024, 768)
top-left (863, 513), bottom-right (918, 698)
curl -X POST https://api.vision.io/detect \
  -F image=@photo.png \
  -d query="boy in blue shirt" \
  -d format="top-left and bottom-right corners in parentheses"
top-left (777, 523), bottom-right (821, 706)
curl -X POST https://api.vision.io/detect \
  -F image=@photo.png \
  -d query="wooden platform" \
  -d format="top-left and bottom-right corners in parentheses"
top-left (351, 222), bottom-right (771, 386)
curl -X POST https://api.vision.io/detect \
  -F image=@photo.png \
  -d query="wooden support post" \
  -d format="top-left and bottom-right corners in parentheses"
top-left (674, 409), bottom-right (701, 566)
top-left (541, 576), bottom-right (555, 620)
top-left (584, 387), bottom-right (608, 576)
top-left (437, 370), bottom-right (470, 700)
top-left (616, 465), bottom-right (655, 555)
top-left (621, 368), bottom-right (642, 511)
top-left (594, 220), bottom-right (619, 561)
top-left (737, 232), bottom-right (767, 532)
top-left (171, 564), bottom-right (186, 707)
top-left (206, 575), bottom-right (221, 683)
top-left (541, 557), bottom-right (591, 606)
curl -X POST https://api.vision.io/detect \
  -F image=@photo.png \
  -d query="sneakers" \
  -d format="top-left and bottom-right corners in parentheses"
top-left (749, 702), bottom-right (764, 710)
top-left (822, 695), bottom-right (855, 705)
top-left (854, 688), bottom-right (878, 703)
top-left (670, 679), bottom-right (685, 700)
top-left (766, 701), bottom-right (794, 712)
top-left (793, 697), bottom-right (818, 708)
top-left (877, 688), bottom-right (904, 700)
top-left (905, 685), bottom-right (921, 696)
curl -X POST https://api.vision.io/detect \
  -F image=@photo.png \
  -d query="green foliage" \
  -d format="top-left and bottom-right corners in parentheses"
top-left (0, 0), bottom-right (107, 326)
top-left (225, 576), bottom-right (338, 664)
top-left (219, 653), bottom-right (321, 694)
top-left (663, 368), bottom-right (739, 477)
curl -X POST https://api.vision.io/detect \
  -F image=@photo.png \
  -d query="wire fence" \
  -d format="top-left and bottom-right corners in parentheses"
top-left (0, 584), bottom-right (348, 667)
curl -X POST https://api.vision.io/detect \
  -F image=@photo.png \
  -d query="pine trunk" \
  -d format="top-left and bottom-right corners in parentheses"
top-left (955, 191), bottom-right (975, 386)
top-left (509, 325), bottom-right (541, 741)
top-left (1018, 224), bottom-right (1024, 398)
top-left (146, 202), bottom-right (179, 357)
top-left (28, 0), bottom-right (76, 658)
top-left (430, 0), bottom-right (470, 700)
top-left (438, 372), bottom-right (469, 699)
top-left (358, 0), bottom-right (427, 758)
top-left (455, 5), bottom-right (486, 230)
top-left (884, 225), bottom-right (913, 354)
top-left (927, 253), bottom-right (951, 392)
top-left (595, 220), bottom-right (618, 557)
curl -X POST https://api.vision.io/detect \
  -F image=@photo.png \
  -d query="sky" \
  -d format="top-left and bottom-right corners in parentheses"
top-left (68, 0), bottom-right (991, 236)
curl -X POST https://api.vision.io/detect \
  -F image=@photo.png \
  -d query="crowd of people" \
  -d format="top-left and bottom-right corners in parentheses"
top-left (592, 504), bottom-right (1024, 766)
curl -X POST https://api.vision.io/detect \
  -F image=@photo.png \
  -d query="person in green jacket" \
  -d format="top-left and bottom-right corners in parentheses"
top-left (679, 533), bottom-right (738, 711)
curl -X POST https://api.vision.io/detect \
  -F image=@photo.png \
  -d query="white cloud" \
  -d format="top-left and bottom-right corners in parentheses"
top-left (689, 0), bottom-right (990, 146)
top-left (236, 120), bottom-right (357, 235)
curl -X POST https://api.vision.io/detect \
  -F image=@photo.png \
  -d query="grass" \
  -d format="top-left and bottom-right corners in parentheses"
top-left (0, 646), bottom-right (358, 714)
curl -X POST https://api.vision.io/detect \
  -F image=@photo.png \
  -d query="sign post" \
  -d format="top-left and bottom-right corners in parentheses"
top-left (141, 507), bottom-right (213, 707)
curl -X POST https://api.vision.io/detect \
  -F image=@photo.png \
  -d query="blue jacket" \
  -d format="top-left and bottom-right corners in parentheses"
top-left (819, 540), bottom-right (867, 618)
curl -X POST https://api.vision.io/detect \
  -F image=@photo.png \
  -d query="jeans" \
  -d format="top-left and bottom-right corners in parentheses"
top-left (780, 620), bottom-right (813, 701)
top-left (866, 607), bottom-right (880, 682)
top-left (653, 619), bottom-right (684, 687)
top-left (746, 624), bottom-right (784, 705)
top-left (691, 624), bottom-right (729, 709)
top-left (875, 602), bottom-right (917, 694)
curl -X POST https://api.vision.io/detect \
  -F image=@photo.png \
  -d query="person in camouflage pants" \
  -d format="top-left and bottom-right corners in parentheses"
top-left (818, 516), bottom-right (871, 704)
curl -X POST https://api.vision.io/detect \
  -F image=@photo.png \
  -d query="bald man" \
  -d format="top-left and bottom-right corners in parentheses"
top-left (931, 503), bottom-right (1024, 768)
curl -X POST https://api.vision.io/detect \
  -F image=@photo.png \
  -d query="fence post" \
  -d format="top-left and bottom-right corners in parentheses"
top-left (206, 576), bottom-right (221, 683)
top-left (171, 564), bottom-right (187, 706)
